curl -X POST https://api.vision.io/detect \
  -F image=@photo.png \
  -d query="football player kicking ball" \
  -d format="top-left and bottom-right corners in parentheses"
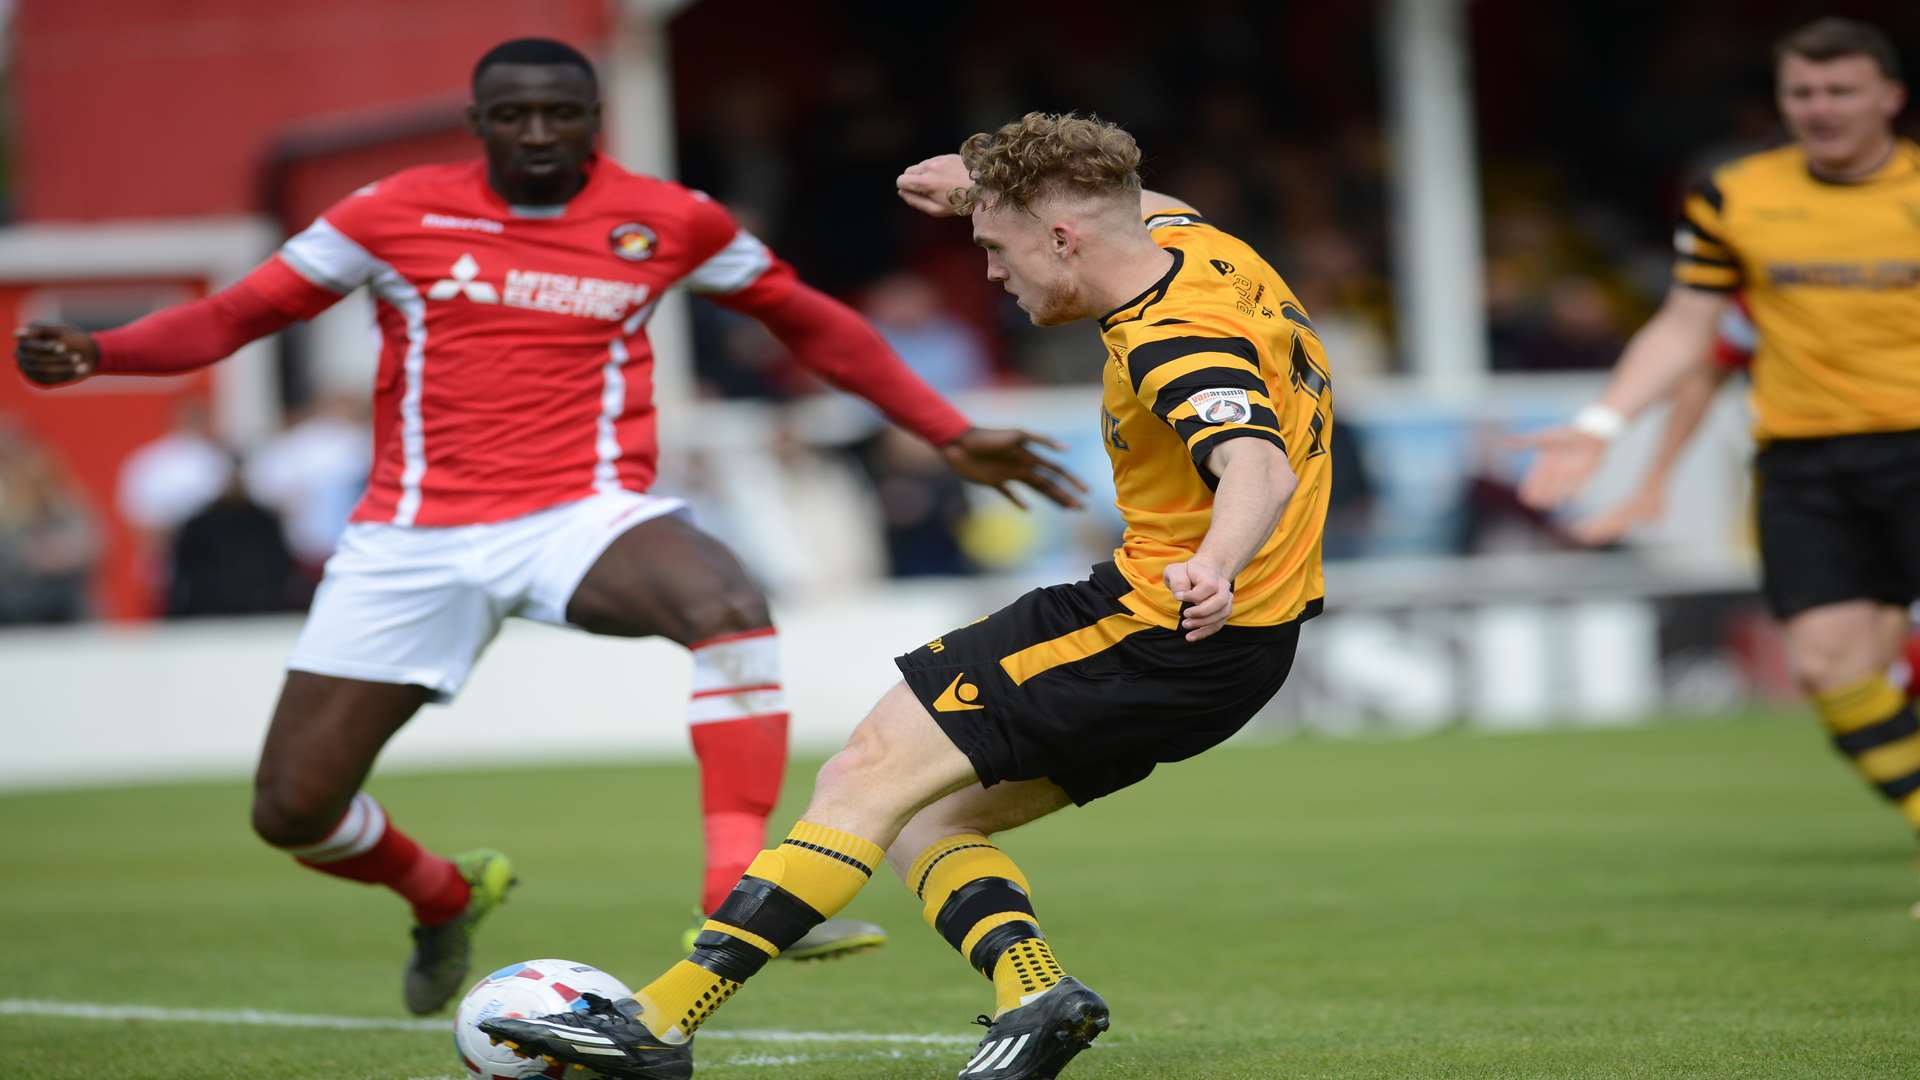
top-left (13, 41), bottom-right (1083, 1015)
top-left (483, 112), bottom-right (1331, 1079)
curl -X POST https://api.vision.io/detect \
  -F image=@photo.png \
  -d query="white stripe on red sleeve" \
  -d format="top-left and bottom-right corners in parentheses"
top-left (280, 218), bottom-right (383, 295)
top-left (684, 229), bottom-right (774, 294)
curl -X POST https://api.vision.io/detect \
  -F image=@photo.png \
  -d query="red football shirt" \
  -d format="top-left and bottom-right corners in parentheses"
top-left (278, 157), bottom-right (789, 527)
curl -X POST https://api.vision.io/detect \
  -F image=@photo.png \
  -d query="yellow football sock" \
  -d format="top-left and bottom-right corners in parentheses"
top-left (907, 833), bottom-right (1065, 1017)
top-left (1813, 675), bottom-right (1920, 828)
top-left (635, 821), bottom-right (885, 1041)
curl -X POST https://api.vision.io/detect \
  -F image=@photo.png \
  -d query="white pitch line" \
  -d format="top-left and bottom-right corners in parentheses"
top-left (0, 998), bottom-right (974, 1045)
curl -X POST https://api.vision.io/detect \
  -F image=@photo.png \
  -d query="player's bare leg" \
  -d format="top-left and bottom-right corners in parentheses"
top-left (565, 513), bottom-right (884, 961)
top-left (483, 685), bottom-right (1104, 1079)
top-left (253, 672), bottom-right (515, 1014)
top-left (1788, 599), bottom-right (1920, 914)
top-left (481, 684), bottom-right (981, 1077)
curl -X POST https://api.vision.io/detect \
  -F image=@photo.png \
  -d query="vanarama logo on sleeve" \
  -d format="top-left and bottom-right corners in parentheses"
top-left (1187, 388), bottom-right (1252, 424)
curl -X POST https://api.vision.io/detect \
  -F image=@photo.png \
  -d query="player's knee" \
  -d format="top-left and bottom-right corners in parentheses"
top-left (814, 727), bottom-right (885, 797)
top-left (1787, 621), bottom-right (1881, 693)
top-left (1791, 647), bottom-right (1868, 695)
top-left (681, 585), bottom-right (772, 644)
top-left (250, 778), bottom-right (345, 848)
top-left (1789, 638), bottom-right (1881, 687)
top-left (814, 730), bottom-right (879, 791)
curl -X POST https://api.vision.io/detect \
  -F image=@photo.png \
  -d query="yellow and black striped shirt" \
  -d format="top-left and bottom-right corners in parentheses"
top-left (1097, 209), bottom-right (1331, 628)
top-left (1675, 139), bottom-right (1920, 440)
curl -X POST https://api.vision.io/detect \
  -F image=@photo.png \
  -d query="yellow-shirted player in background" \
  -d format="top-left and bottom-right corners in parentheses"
top-left (479, 113), bottom-right (1330, 1080)
top-left (1519, 18), bottom-right (1920, 881)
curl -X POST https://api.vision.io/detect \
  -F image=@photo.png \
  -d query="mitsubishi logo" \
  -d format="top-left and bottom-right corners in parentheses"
top-left (427, 253), bottom-right (499, 303)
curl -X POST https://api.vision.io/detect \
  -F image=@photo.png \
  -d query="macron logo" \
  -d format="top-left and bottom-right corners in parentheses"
top-left (421, 213), bottom-right (504, 234)
top-left (427, 253), bottom-right (499, 303)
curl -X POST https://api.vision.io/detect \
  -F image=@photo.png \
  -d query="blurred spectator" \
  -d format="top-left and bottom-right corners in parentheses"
top-left (246, 392), bottom-right (371, 588)
top-left (1496, 277), bottom-right (1630, 372)
top-left (863, 273), bottom-right (994, 400)
top-left (117, 400), bottom-right (231, 536)
top-left (690, 302), bottom-right (835, 404)
top-left (166, 457), bottom-right (297, 617)
top-left (845, 273), bottom-right (994, 577)
top-left (856, 427), bottom-right (975, 578)
top-left (1284, 228), bottom-right (1394, 379)
top-left (1484, 194), bottom-right (1644, 372)
top-left (678, 83), bottom-right (792, 236)
top-left (1323, 423), bottom-right (1378, 561)
top-left (784, 56), bottom-right (919, 293)
top-left (0, 423), bottom-right (99, 624)
top-left (116, 399), bottom-right (233, 611)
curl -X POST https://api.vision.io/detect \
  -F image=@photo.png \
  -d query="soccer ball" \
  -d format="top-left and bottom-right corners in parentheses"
top-left (453, 958), bottom-right (634, 1080)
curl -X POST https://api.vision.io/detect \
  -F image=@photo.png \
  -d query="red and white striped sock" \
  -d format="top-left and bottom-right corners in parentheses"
top-left (687, 628), bottom-right (790, 914)
top-left (285, 792), bottom-right (470, 926)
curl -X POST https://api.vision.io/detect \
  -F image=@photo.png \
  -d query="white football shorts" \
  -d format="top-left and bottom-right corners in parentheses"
top-left (287, 490), bottom-right (686, 701)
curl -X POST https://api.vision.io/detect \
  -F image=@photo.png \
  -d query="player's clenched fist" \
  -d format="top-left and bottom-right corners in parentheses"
top-left (1165, 558), bottom-right (1234, 642)
top-left (895, 154), bottom-right (973, 218)
top-left (14, 323), bottom-right (100, 386)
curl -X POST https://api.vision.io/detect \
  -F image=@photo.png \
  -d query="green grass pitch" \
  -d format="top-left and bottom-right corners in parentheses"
top-left (4, 711), bottom-right (1918, 1079)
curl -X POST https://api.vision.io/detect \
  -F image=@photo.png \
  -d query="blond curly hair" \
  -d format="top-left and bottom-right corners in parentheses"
top-left (951, 112), bottom-right (1142, 214)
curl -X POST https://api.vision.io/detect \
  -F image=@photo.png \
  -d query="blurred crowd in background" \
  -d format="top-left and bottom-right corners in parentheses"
top-left (668, 1), bottom-right (1829, 396)
top-left (2, 0), bottom-right (1916, 623)
top-left (0, 398), bottom-right (369, 624)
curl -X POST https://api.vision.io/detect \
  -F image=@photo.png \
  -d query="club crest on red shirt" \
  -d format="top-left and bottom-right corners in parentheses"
top-left (609, 222), bottom-right (658, 261)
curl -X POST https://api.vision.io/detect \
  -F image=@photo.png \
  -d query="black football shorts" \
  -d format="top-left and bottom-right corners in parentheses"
top-left (895, 562), bottom-right (1312, 805)
top-left (1754, 428), bottom-right (1920, 619)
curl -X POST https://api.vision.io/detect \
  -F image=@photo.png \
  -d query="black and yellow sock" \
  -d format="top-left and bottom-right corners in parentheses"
top-left (1813, 675), bottom-right (1920, 828)
top-left (635, 821), bottom-right (884, 1041)
top-left (906, 833), bottom-right (1066, 1017)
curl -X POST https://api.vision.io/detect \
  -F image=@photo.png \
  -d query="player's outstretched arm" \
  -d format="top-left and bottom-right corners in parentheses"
top-left (896, 154), bottom-right (1196, 219)
top-left (12, 258), bottom-right (341, 388)
top-left (717, 274), bottom-right (1088, 510)
top-left (1514, 285), bottom-right (1728, 511)
top-left (1167, 438), bottom-right (1298, 642)
top-left (1570, 363), bottom-right (1731, 545)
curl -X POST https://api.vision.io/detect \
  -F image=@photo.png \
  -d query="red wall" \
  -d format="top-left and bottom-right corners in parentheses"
top-left (12, 0), bottom-right (611, 221)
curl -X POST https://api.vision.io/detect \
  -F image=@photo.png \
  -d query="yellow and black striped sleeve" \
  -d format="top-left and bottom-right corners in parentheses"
top-left (1673, 175), bottom-right (1743, 292)
top-left (1126, 335), bottom-right (1287, 488)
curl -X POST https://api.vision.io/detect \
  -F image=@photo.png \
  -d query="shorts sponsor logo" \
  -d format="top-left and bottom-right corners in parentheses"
top-left (609, 222), bottom-right (658, 261)
top-left (1187, 387), bottom-right (1252, 425)
top-left (932, 673), bottom-right (984, 712)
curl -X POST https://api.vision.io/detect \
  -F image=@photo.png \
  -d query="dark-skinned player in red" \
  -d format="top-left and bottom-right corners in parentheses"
top-left (13, 38), bottom-right (1084, 1015)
